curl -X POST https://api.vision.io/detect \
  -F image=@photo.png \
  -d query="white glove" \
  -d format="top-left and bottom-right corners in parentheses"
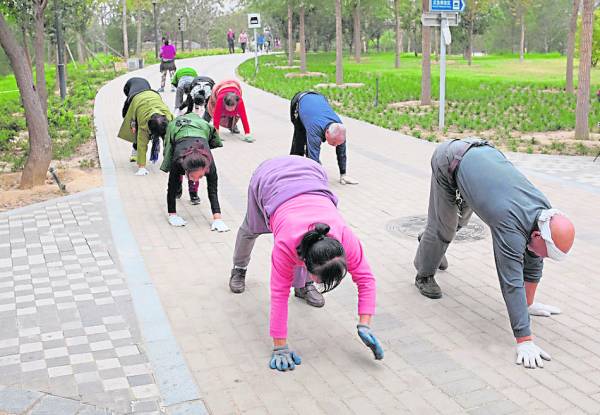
top-left (528, 302), bottom-right (561, 317)
top-left (135, 167), bottom-right (149, 176)
top-left (340, 175), bottom-right (359, 185)
top-left (210, 219), bottom-right (230, 232)
top-left (168, 215), bottom-right (187, 227)
top-left (515, 341), bottom-right (551, 369)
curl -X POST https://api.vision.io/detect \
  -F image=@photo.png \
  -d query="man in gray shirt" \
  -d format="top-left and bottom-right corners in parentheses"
top-left (414, 138), bottom-right (575, 369)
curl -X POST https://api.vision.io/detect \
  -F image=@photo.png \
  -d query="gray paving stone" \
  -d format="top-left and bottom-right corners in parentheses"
top-left (0, 387), bottom-right (43, 413)
top-left (30, 394), bottom-right (81, 415)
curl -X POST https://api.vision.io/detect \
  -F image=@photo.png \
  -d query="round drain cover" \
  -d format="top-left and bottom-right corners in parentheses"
top-left (386, 215), bottom-right (487, 242)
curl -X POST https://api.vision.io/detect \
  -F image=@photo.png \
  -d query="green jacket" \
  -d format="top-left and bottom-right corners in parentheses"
top-left (171, 67), bottom-right (198, 87)
top-left (118, 90), bottom-right (173, 166)
top-left (160, 112), bottom-right (223, 173)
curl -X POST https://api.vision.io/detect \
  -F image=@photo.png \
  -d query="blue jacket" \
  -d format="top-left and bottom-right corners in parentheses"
top-left (298, 93), bottom-right (342, 164)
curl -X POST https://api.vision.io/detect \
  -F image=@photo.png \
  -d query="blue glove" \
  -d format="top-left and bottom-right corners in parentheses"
top-left (357, 324), bottom-right (384, 360)
top-left (269, 345), bottom-right (302, 371)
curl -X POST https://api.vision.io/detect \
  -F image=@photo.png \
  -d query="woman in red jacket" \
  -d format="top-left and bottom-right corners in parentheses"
top-left (205, 79), bottom-right (253, 143)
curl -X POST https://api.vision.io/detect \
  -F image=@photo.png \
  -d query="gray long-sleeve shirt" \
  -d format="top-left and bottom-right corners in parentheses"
top-left (456, 146), bottom-right (551, 338)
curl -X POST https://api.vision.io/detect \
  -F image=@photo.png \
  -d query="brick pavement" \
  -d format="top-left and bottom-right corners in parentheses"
top-left (0, 191), bottom-right (162, 414)
top-left (94, 54), bottom-right (600, 414)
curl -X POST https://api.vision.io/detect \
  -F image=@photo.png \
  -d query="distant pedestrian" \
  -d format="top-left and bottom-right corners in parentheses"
top-left (206, 79), bottom-right (253, 143)
top-left (227, 28), bottom-right (235, 53)
top-left (159, 38), bottom-right (177, 92)
top-left (239, 30), bottom-right (248, 53)
top-left (257, 33), bottom-right (265, 52)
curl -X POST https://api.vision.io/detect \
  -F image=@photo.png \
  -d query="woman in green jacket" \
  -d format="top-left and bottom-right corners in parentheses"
top-left (119, 77), bottom-right (173, 175)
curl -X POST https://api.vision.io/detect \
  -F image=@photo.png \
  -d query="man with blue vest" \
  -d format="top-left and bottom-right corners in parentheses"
top-left (290, 91), bottom-right (358, 185)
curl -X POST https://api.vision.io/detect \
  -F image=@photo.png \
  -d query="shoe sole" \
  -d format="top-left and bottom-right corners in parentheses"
top-left (294, 291), bottom-right (325, 308)
top-left (229, 286), bottom-right (245, 294)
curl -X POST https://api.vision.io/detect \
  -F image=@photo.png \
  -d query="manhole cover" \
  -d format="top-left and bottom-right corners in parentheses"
top-left (386, 215), bottom-right (487, 242)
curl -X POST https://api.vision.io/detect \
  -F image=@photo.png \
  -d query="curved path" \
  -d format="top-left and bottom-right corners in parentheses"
top-left (95, 53), bottom-right (600, 414)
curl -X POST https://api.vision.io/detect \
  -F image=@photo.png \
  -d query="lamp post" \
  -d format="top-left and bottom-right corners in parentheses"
top-left (55, 2), bottom-right (66, 100)
top-left (152, 0), bottom-right (159, 59)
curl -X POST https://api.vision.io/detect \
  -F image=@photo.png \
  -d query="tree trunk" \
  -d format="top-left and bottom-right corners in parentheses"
top-left (288, 1), bottom-right (294, 66)
top-left (394, 0), bottom-right (400, 68)
top-left (0, 13), bottom-right (52, 189)
top-left (566, 0), bottom-right (580, 94)
top-left (421, 0), bottom-right (431, 105)
top-left (76, 33), bottom-right (86, 63)
top-left (519, 11), bottom-right (525, 63)
top-left (407, 35), bottom-right (411, 54)
top-left (122, 0), bottom-right (129, 59)
top-left (467, 17), bottom-right (474, 65)
top-left (335, 0), bottom-right (343, 84)
top-left (21, 25), bottom-right (32, 73)
top-left (575, 0), bottom-right (593, 139)
top-left (299, 4), bottom-right (306, 72)
top-left (136, 9), bottom-right (142, 57)
top-left (34, 0), bottom-right (48, 116)
top-left (353, 0), bottom-right (360, 63)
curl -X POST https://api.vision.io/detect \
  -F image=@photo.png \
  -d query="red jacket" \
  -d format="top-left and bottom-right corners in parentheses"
top-left (207, 80), bottom-right (250, 134)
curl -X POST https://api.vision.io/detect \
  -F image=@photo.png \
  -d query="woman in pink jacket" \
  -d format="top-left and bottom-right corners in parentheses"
top-left (229, 155), bottom-right (383, 371)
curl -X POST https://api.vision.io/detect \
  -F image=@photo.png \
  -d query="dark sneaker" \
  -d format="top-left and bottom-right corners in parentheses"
top-left (417, 232), bottom-right (449, 270)
top-left (415, 275), bottom-right (442, 299)
top-left (229, 268), bottom-right (246, 293)
top-left (230, 124), bottom-right (240, 134)
top-left (190, 193), bottom-right (201, 205)
top-left (294, 281), bottom-right (325, 308)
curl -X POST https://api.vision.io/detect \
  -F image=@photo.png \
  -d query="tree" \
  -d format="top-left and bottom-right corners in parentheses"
top-left (394, 0), bottom-right (400, 67)
top-left (299, 3), bottom-right (306, 72)
top-left (0, 12), bottom-right (52, 188)
top-left (121, 0), bottom-right (128, 58)
top-left (574, 0), bottom-right (592, 139)
top-left (462, 0), bottom-right (493, 65)
top-left (421, 0), bottom-right (431, 105)
top-left (566, 0), bottom-right (580, 93)
top-left (335, 0), bottom-right (343, 84)
top-left (287, 0), bottom-right (293, 65)
top-left (352, 0), bottom-right (360, 62)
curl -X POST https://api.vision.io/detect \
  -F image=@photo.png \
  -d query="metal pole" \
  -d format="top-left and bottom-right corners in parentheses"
top-left (254, 28), bottom-right (258, 74)
top-left (55, 4), bottom-right (67, 100)
top-left (181, 30), bottom-right (184, 51)
top-left (153, 2), bottom-right (159, 59)
top-left (438, 18), bottom-right (446, 130)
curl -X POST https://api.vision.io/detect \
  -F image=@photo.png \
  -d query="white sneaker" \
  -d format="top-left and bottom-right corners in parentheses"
top-left (135, 167), bottom-right (149, 176)
top-left (340, 174), bottom-right (359, 185)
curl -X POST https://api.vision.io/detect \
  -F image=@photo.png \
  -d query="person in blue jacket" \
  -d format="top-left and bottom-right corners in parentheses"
top-left (290, 91), bottom-right (358, 185)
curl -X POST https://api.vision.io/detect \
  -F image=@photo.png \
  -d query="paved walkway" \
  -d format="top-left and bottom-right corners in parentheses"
top-left (92, 54), bottom-right (600, 414)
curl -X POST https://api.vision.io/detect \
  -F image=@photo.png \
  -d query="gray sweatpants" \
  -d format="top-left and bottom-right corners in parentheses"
top-left (174, 76), bottom-right (194, 112)
top-left (232, 215), bottom-right (309, 289)
top-left (414, 140), bottom-right (479, 277)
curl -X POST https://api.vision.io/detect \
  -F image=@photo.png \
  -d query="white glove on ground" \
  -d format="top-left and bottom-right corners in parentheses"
top-left (515, 341), bottom-right (551, 369)
top-left (135, 167), bottom-right (149, 176)
top-left (168, 215), bottom-right (187, 227)
top-left (528, 302), bottom-right (561, 317)
top-left (211, 219), bottom-right (230, 232)
top-left (340, 175), bottom-right (359, 185)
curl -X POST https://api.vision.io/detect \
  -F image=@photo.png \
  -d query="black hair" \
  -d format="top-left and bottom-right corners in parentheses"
top-left (180, 145), bottom-right (213, 174)
top-left (296, 223), bottom-right (347, 293)
top-left (163, 38), bottom-right (169, 45)
top-left (148, 114), bottom-right (168, 138)
top-left (223, 92), bottom-right (239, 108)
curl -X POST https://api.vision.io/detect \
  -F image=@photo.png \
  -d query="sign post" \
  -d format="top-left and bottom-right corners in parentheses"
top-left (422, 1), bottom-right (463, 130)
top-left (248, 13), bottom-right (261, 74)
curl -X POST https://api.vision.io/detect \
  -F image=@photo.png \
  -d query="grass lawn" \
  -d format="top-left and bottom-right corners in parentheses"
top-left (238, 52), bottom-right (600, 155)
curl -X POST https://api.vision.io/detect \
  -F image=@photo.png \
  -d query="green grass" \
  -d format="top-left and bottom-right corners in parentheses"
top-left (0, 54), bottom-right (124, 171)
top-left (238, 52), bottom-right (600, 155)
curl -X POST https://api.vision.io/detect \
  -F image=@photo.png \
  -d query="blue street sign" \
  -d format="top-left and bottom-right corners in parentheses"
top-left (430, 0), bottom-right (465, 12)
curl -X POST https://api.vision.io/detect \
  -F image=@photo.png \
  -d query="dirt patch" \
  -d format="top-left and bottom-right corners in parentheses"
top-left (388, 100), bottom-right (439, 109)
top-left (314, 82), bottom-right (365, 89)
top-left (284, 72), bottom-right (326, 78)
top-left (274, 65), bottom-right (300, 70)
top-left (0, 138), bottom-right (102, 212)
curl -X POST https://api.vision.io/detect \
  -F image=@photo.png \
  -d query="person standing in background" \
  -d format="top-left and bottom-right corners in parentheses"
top-left (159, 38), bottom-right (177, 92)
top-left (227, 28), bottom-right (235, 53)
top-left (239, 30), bottom-right (249, 53)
